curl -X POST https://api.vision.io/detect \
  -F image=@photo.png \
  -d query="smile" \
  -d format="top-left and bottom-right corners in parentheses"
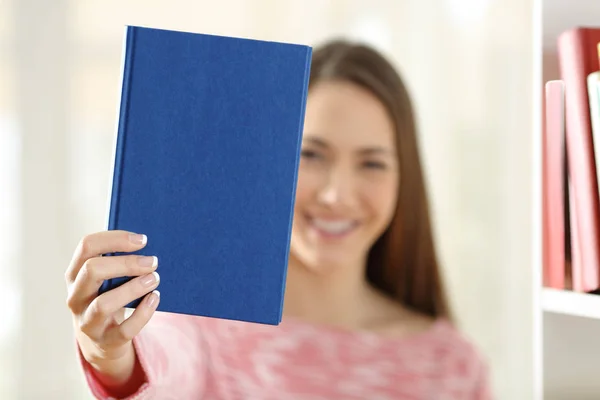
top-left (308, 217), bottom-right (359, 238)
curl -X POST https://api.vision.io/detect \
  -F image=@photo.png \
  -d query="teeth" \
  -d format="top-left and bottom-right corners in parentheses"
top-left (311, 219), bottom-right (355, 234)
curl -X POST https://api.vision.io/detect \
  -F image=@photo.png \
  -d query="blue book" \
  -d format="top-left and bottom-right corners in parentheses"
top-left (98, 25), bottom-right (312, 325)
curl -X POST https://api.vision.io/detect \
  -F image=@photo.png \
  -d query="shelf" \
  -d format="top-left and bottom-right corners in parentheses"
top-left (542, 288), bottom-right (600, 319)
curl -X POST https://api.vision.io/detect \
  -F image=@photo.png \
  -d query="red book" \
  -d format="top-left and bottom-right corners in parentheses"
top-left (557, 27), bottom-right (600, 291)
top-left (543, 80), bottom-right (566, 289)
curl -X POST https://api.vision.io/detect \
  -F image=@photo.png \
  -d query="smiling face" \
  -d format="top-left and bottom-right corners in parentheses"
top-left (290, 79), bottom-right (400, 273)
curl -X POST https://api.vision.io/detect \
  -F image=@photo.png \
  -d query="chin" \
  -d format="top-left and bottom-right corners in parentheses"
top-left (290, 231), bottom-right (375, 275)
top-left (296, 252), bottom-right (357, 276)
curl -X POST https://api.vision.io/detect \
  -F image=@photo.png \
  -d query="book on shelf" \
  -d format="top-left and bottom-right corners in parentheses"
top-left (543, 80), bottom-right (567, 289)
top-left (543, 27), bottom-right (600, 292)
top-left (588, 68), bottom-right (600, 177)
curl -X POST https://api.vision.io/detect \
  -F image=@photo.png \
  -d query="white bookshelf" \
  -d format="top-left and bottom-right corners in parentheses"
top-left (539, 0), bottom-right (600, 398)
top-left (542, 288), bottom-right (600, 319)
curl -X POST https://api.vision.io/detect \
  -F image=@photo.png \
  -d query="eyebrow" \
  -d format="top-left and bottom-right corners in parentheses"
top-left (303, 137), bottom-right (328, 148)
top-left (303, 136), bottom-right (394, 156)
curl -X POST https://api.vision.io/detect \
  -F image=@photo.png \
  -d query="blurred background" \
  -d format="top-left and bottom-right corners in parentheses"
top-left (0, 0), bottom-right (536, 399)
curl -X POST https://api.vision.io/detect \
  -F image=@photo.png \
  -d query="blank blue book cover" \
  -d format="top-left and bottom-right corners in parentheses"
top-left (98, 25), bottom-right (312, 325)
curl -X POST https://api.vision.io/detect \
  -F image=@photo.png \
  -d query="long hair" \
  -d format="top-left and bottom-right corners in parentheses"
top-left (309, 40), bottom-right (453, 320)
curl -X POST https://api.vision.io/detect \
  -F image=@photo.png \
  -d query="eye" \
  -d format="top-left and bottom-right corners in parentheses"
top-left (301, 149), bottom-right (322, 160)
top-left (362, 160), bottom-right (387, 170)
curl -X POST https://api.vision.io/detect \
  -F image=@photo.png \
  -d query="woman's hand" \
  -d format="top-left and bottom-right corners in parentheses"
top-left (65, 230), bottom-right (160, 386)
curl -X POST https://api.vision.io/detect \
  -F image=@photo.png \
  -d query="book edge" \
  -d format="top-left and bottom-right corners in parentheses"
top-left (276, 47), bottom-right (313, 324)
top-left (99, 25), bottom-right (137, 297)
top-left (128, 24), bottom-right (311, 49)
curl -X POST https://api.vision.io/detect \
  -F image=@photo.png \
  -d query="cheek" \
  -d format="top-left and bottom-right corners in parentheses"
top-left (293, 168), bottom-right (320, 213)
top-left (363, 175), bottom-right (399, 222)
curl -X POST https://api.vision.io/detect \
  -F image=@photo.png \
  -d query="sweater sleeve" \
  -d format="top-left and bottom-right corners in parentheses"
top-left (77, 312), bottom-right (208, 399)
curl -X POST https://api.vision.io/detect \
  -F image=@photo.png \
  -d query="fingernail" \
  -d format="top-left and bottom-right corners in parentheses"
top-left (129, 233), bottom-right (147, 245)
top-left (141, 271), bottom-right (160, 287)
top-left (138, 256), bottom-right (158, 268)
top-left (147, 290), bottom-right (160, 308)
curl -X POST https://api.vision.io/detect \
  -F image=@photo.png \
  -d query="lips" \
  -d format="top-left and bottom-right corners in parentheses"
top-left (308, 216), bottom-right (359, 238)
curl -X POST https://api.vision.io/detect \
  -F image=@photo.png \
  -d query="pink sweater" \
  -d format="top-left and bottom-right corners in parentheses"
top-left (78, 312), bottom-right (492, 399)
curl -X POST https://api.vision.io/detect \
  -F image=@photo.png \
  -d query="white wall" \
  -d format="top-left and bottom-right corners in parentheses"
top-left (0, 1), bottom-right (535, 398)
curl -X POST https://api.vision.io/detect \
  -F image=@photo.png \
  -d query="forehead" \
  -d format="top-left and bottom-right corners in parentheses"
top-left (303, 80), bottom-right (396, 149)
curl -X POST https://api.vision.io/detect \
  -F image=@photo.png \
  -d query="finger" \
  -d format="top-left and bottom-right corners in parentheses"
top-left (80, 272), bottom-right (160, 339)
top-left (107, 290), bottom-right (160, 344)
top-left (66, 255), bottom-right (158, 314)
top-left (65, 230), bottom-right (148, 284)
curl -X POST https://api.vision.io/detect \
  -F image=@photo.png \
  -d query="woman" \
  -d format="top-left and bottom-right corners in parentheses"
top-left (66, 39), bottom-right (491, 399)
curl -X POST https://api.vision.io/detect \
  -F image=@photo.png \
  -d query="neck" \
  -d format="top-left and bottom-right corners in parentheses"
top-left (282, 253), bottom-right (375, 329)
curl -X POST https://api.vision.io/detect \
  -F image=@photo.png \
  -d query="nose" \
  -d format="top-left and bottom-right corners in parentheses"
top-left (317, 167), bottom-right (356, 207)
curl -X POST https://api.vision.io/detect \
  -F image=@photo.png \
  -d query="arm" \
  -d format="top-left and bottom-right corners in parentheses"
top-left (77, 312), bottom-right (208, 399)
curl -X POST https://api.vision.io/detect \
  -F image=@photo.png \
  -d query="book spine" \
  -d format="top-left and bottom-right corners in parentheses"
top-left (543, 81), bottom-right (566, 289)
top-left (108, 26), bottom-right (137, 232)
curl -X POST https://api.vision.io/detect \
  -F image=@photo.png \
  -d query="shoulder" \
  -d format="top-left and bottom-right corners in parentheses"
top-left (427, 320), bottom-right (481, 351)
top-left (361, 311), bottom-right (492, 396)
top-left (425, 320), bottom-right (491, 393)
top-left (428, 320), bottom-right (487, 365)
top-left (377, 315), bottom-right (488, 369)
top-left (380, 306), bottom-right (488, 375)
